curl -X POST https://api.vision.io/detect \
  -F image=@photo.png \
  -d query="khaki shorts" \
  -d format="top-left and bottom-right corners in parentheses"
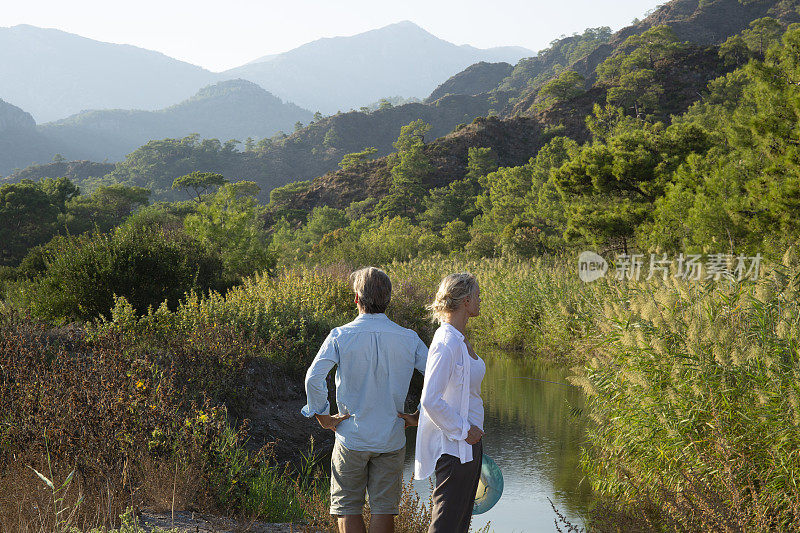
top-left (330, 439), bottom-right (406, 516)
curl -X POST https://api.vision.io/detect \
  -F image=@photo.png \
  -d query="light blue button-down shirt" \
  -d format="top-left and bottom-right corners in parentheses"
top-left (301, 312), bottom-right (428, 453)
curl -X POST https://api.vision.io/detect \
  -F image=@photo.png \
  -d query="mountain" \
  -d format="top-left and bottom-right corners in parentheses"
top-left (222, 21), bottom-right (534, 114)
top-left (426, 61), bottom-right (514, 102)
top-left (4, 160), bottom-right (116, 185)
top-left (82, 92), bottom-right (500, 204)
top-left (0, 25), bottom-right (216, 123)
top-left (0, 99), bottom-right (62, 176)
top-left (418, 0), bottom-right (800, 120)
top-left (509, 0), bottom-right (800, 115)
top-left (278, 115), bottom-right (550, 212)
top-left (269, 0), bottom-right (800, 214)
top-left (38, 80), bottom-right (314, 161)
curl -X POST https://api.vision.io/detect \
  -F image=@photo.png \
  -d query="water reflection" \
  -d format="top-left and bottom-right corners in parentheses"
top-left (402, 349), bottom-right (592, 532)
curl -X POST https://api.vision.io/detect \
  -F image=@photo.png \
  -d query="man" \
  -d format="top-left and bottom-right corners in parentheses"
top-left (301, 267), bottom-right (428, 533)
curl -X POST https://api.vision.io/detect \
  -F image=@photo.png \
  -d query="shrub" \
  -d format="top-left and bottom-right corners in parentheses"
top-left (7, 224), bottom-right (226, 323)
top-left (0, 308), bottom-right (310, 528)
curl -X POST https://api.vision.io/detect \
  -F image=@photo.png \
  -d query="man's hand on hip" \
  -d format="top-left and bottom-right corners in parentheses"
top-left (397, 410), bottom-right (419, 428)
top-left (315, 412), bottom-right (351, 431)
top-left (465, 425), bottom-right (484, 445)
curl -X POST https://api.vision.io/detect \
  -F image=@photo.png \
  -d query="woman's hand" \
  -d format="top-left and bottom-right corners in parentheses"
top-left (398, 410), bottom-right (420, 428)
top-left (465, 425), bottom-right (484, 444)
top-left (314, 412), bottom-right (350, 431)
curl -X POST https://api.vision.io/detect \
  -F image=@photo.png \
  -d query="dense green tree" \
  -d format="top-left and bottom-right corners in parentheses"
top-left (585, 103), bottom-right (626, 143)
top-left (62, 184), bottom-right (151, 234)
top-left (539, 71), bottom-right (586, 103)
top-left (323, 127), bottom-right (341, 148)
top-left (0, 181), bottom-right (59, 266)
top-left (339, 147), bottom-right (378, 170)
top-left (466, 147), bottom-right (498, 180)
top-left (172, 171), bottom-right (228, 204)
top-left (184, 181), bottom-right (274, 282)
top-left (441, 220), bottom-right (471, 252)
top-left (607, 69), bottom-right (662, 117)
top-left (7, 224), bottom-right (225, 322)
top-left (39, 177), bottom-right (80, 214)
top-left (719, 34), bottom-right (752, 66)
top-left (597, 25), bottom-right (685, 116)
top-left (472, 136), bottom-right (575, 252)
top-left (375, 120), bottom-right (433, 218)
top-left (420, 179), bottom-right (480, 230)
top-left (744, 17), bottom-right (783, 57)
top-left (553, 119), bottom-right (710, 249)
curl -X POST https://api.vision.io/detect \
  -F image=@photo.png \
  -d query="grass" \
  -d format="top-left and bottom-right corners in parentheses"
top-left (6, 248), bottom-right (800, 531)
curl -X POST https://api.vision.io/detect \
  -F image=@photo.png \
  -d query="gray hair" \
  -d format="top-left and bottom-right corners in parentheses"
top-left (350, 267), bottom-right (392, 313)
top-left (427, 272), bottom-right (479, 324)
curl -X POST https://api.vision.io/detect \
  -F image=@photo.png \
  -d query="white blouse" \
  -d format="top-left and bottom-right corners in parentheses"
top-left (414, 322), bottom-right (483, 480)
top-left (468, 352), bottom-right (486, 431)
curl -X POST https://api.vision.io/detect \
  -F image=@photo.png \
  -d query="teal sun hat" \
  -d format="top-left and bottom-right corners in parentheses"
top-left (473, 453), bottom-right (504, 515)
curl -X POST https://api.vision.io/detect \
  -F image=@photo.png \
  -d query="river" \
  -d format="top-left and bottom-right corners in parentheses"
top-left (401, 349), bottom-right (592, 532)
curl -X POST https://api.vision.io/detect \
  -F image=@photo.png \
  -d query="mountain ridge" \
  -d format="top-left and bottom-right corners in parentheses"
top-left (0, 21), bottom-right (534, 124)
top-left (36, 79), bottom-right (313, 162)
top-left (0, 24), bottom-right (215, 122)
top-left (221, 21), bottom-right (534, 114)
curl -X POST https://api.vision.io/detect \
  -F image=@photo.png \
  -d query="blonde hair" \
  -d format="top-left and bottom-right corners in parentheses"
top-left (427, 272), bottom-right (479, 324)
top-left (350, 267), bottom-right (392, 313)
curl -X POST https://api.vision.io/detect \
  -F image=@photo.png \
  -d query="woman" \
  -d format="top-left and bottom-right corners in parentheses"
top-left (414, 272), bottom-right (486, 532)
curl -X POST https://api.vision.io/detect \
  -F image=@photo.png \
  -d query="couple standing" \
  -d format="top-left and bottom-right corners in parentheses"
top-left (301, 267), bottom-right (486, 533)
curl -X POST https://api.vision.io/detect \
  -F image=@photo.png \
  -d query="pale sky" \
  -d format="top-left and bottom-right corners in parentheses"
top-left (3, 0), bottom-right (664, 72)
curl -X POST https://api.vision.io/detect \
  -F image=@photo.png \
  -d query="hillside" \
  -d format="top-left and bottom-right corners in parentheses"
top-left (38, 80), bottom-right (313, 161)
top-left (278, 116), bottom-right (549, 212)
top-left (509, 0), bottom-right (800, 115)
top-left (426, 62), bottom-right (514, 102)
top-left (96, 93), bottom-right (500, 203)
top-left (0, 99), bottom-right (62, 176)
top-left (269, 0), bottom-right (792, 213)
top-left (223, 21), bottom-right (533, 114)
top-left (275, 43), bottom-right (728, 213)
top-left (416, 0), bottom-right (800, 119)
top-left (4, 160), bottom-right (116, 185)
top-left (0, 25), bottom-right (215, 122)
top-left (4, 90), bottom-right (499, 201)
top-left (10, 0), bottom-right (797, 203)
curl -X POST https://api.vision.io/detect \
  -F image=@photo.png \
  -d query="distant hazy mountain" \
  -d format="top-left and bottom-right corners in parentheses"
top-left (38, 80), bottom-right (313, 161)
top-left (223, 21), bottom-right (534, 114)
top-left (0, 24), bottom-right (216, 122)
top-left (0, 22), bottom-right (532, 124)
top-left (0, 99), bottom-right (61, 176)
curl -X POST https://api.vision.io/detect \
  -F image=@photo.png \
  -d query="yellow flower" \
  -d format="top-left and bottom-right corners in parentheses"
top-left (136, 381), bottom-right (144, 389)
top-left (199, 413), bottom-right (209, 423)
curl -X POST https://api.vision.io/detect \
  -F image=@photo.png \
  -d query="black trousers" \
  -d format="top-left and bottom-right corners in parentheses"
top-left (428, 440), bottom-right (483, 533)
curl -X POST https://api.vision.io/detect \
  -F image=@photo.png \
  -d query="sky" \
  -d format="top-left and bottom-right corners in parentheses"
top-left (3, 0), bottom-right (665, 72)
